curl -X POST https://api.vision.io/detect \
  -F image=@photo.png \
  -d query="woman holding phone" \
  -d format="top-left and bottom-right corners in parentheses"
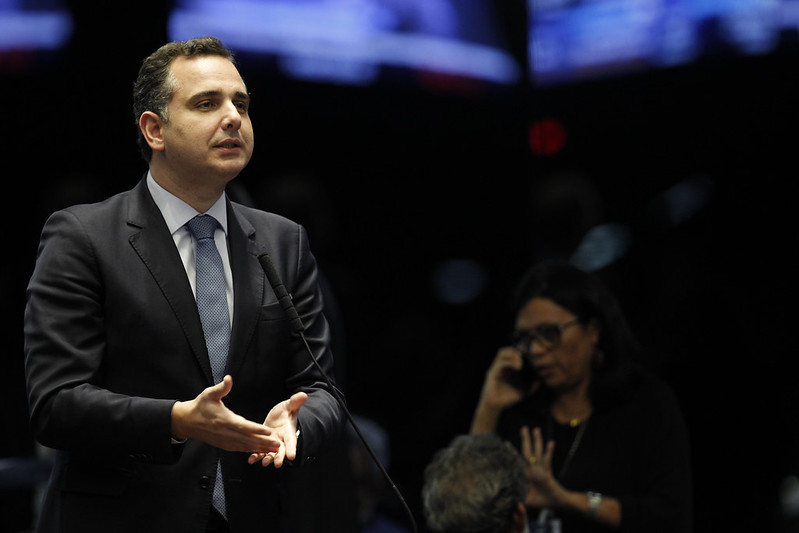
top-left (470, 261), bottom-right (693, 532)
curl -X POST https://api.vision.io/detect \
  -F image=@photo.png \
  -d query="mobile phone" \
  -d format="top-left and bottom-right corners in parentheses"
top-left (505, 353), bottom-right (537, 392)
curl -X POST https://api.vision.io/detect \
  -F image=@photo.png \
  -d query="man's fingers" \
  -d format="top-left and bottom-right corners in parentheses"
top-left (248, 452), bottom-right (274, 466)
top-left (271, 442), bottom-right (288, 468)
top-left (219, 430), bottom-right (280, 454)
top-left (247, 451), bottom-right (279, 468)
top-left (224, 414), bottom-right (281, 450)
top-left (248, 452), bottom-right (265, 465)
top-left (284, 436), bottom-right (297, 462)
top-left (230, 413), bottom-right (271, 435)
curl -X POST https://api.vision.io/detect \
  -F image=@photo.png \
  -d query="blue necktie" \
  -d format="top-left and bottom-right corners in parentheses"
top-left (186, 214), bottom-right (230, 520)
top-left (187, 215), bottom-right (230, 383)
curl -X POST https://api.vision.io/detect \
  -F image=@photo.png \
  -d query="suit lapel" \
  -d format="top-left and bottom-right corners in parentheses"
top-left (226, 201), bottom-right (264, 377)
top-left (126, 179), bottom-right (215, 383)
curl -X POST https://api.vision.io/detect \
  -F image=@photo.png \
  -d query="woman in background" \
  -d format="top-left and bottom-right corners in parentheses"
top-left (471, 261), bottom-right (692, 532)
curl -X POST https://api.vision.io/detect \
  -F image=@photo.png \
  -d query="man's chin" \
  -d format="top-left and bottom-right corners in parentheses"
top-left (215, 159), bottom-right (250, 180)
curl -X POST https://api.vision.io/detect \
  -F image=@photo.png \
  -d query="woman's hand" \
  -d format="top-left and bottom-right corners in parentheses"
top-left (520, 426), bottom-right (623, 527)
top-left (471, 348), bottom-right (539, 434)
top-left (486, 347), bottom-right (539, 409)
top-left (520, 426), bottom-right (567, 509)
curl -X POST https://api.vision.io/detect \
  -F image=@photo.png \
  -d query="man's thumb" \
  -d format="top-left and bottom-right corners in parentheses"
top-left (209, 374), bottom-right (233, 399)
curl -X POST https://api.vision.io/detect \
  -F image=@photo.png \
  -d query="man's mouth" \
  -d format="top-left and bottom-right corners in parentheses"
top-left (216, 139), bottom-right (241, 149)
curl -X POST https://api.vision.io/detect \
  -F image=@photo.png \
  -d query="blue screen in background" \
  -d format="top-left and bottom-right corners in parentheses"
top-left (168, 0), bottom-right (521, 87)
top-left (529, 0), bottom-right (793, 86)
top-left (0, 0), bottom-right (73, 70)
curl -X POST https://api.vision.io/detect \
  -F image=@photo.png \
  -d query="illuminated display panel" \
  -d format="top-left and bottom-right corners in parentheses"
top-left (168, 0), bottom-right (521, 88)
top-left (529, 0), bottom-right (795, 86)
top-left (0, 0), bottom-right (73, 70)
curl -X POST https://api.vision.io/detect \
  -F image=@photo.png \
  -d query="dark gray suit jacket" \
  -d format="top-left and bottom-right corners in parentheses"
top-left (24, 177), bottom-right (345, 532)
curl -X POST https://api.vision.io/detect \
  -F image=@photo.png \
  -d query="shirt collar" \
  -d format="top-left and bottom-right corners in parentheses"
top-left (146, 171), bottom-right (228, 236)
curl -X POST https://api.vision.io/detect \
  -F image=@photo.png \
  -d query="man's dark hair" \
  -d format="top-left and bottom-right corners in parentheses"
top-left (132, 36), bottom-right (236, 162)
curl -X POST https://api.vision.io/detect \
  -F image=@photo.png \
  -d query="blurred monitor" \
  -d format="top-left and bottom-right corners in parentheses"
top-left (168, 0), bottom-right (521, 89)
top-left (0, 0), bottom-right (73, 71)
top-left (529, 0), bottom-right (796, 86)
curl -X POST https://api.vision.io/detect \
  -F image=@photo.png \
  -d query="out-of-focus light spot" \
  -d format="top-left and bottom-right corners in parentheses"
top-left (529, 117), bottom-right (567, 156)
top-left (569, 222), bottom-right (632, 272)
top-left (168, 0), bottom-right (521, 86)
top-left (431, 259), bottom-right (488, 305)
top-left (530, 0), bottom-right (783, 86)
top-left (0, 9), bottom-right (73, 51)
top-left (780, 475), bottom-right (799, 517)
top-left (648, 174), bottom-right (714, 229)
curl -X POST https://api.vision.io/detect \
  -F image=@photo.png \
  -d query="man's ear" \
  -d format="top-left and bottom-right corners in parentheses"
top-left (139, 111), bottom-right (165, 153)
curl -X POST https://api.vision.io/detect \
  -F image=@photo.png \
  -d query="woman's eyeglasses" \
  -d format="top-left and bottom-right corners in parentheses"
top-left (510, 319), bottom-right (580, 353)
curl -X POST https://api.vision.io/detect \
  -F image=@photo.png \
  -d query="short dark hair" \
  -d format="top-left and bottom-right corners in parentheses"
top-left (422, 433), bottom-right (528, 533)
top-left (132, 36), bottom-right (236, 162)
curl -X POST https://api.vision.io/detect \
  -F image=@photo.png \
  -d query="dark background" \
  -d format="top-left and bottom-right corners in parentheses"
top-left (3, 1), bottom-right (798, 532)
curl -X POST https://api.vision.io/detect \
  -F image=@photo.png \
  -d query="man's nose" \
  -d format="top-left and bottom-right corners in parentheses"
top-left (221, 101), bottom-right (242, 129)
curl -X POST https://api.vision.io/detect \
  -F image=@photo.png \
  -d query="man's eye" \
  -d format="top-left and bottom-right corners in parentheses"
top-left (235, 102), bottom-right (249, 112)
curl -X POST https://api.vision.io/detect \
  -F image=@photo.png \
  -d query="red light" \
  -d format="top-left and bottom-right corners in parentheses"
top-left (529, 118), bottom-right (566, 156)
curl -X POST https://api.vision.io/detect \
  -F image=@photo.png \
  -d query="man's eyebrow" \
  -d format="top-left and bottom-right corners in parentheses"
top-left (188, 90), bottom-right (221, 102)
top-left (188, 90), bottom-right (250, 102)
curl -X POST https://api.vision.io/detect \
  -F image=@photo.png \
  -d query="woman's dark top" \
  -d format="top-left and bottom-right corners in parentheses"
top-left (497, 367), bottom-right (693, 532)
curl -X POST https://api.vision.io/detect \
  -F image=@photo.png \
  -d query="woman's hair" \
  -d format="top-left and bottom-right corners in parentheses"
top-left (132, 36), bottom-right (236, 162)
top-left (510, 260), bottom-right (642, 407)
top-left (422, 433), bottom-right (528, 533)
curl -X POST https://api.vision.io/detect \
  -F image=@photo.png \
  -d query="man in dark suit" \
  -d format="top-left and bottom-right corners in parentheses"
top-left (23, 36), bottom-right (346, 533)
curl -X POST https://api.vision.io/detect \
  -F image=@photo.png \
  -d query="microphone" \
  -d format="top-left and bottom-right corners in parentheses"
top-left (256, 250), bottom-right (418, 533)
top-left (257, 250), bottom-right (304, 335)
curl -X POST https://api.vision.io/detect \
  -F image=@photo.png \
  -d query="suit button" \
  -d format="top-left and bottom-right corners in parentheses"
top-left (198, 476), bottom-right (211, 489)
